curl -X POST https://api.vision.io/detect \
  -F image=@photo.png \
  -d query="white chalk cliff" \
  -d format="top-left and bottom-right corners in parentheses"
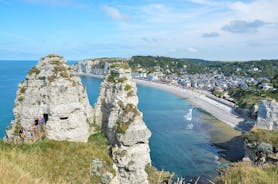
top-left (5, 57), bottom-right (152, 183)
top-left (256, 100), bottom-right (278, 130)
top-left (94, 65), bottom-right (151, 184)
top-left (5, 55), bottom-right (94, 142)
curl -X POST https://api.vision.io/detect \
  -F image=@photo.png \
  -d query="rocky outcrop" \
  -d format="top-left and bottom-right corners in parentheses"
top-left (243, 128), bottom-right (278, 165)
top-left (94, 64), bottom-right (151, 184)
top-left (244, 142), bottom-right (278, 165)
top-left (256, 100), bottom-right (278, 130)
top-left (72, 59), bottom-right (109, 75)
top-left (5, 54), bottom-right (94, 142)
top-left (71, 58), bottom-right (130, 75)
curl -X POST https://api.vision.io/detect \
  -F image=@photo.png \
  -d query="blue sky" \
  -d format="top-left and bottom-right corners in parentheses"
top-left (0, 0), bottom-right (277, 60)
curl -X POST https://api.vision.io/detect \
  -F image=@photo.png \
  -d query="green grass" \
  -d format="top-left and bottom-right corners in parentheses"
top-left (216, 162), bottom-right (278, 184)
top-left (118, 77), bottom-right (128, 83)
top-left (28, 67), bottom-right (40, 76)
top-left (116, 104), bottom-right (140, 134)
top-left (145, 164), bottom-right (172, 184)
top-left (110, 63), bottom-right (129, 69)
top-left (244, 128), bottom-right (278, 148)
top-left (19, 87), bottom-right (26, 94)
top-left (229, 88), bottom-right (278, 109)
top-left (107, 73), bottom-right (116, 83)
top-left (0, 138), bottom-right (115, 184)
top-left (124, 84), bottom-right (132, 91)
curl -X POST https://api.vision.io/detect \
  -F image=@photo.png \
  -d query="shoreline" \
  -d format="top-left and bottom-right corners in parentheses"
top-left (76, 72), bottom-right (254, 131)
top-left (134, 79), bottom-right (254, 131)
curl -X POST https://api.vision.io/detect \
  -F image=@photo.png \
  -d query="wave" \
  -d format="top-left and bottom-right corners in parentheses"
top-left (184, 108), bottom-right (193, 121)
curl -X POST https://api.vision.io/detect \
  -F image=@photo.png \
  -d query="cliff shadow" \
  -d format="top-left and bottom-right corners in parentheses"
top-left (235, 119), bottom-right (255, 132)
top-left (213, 135), bottom-right (245, 162)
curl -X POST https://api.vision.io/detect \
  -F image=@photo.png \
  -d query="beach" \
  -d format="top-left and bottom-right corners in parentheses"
top-left (134, 79), bottom-right (254, 130)
top-left (76, 72), bottom-right (254, 130)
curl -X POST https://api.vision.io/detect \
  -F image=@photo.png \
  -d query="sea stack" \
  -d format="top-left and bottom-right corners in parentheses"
top-left (5, 54), bottom-right (94, 142)
top-left (94, 63), bottom-right (152, 184)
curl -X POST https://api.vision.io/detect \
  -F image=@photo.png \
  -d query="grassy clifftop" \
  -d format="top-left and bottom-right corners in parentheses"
top-left (0, 134), bottom-right (114, 184)
top-left (216, 162), bottom-right (278, 184)
top-left (244, 128), bottom-right (278, 148)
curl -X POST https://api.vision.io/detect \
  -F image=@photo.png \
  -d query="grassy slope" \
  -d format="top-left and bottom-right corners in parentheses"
top-left (217, 128), bottom-right (278, 184)
top-left (0, 134), bottom-right (114, 184)
top-left (244, 128), bottom-right (278, 148)
top-left (216, 162), bottom-right (278, 184)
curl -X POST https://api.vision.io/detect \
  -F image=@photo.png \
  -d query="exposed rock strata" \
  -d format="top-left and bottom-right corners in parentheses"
top-left (5, 55), bottom-right (94, 142)
top-left (71, 58), bottom-right (127, 75)
top-left (244, 142), bottom-right (278, 165)
top-left (256, 100), bottom-right (278, 130)
top-left (94, 65), bottom-right (151, 184)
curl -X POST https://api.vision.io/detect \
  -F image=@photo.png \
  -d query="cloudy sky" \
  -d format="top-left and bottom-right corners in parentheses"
top-left (0, 0), bottom-right (277, 60)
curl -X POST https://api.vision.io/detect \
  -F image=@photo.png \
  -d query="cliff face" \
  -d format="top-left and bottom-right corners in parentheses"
top-left (256, 100), bottom-right (278, 130)
top-left (71, 59), bottom-right (109, 75)
top-left (94, 65), bottom-right (151, 184)
top-left (5, 57), bottom-right (152, 183)
top-left (5, 55), bottom-right (94, 142)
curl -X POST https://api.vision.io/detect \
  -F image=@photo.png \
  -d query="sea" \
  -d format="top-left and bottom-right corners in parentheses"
top-left (0, 60), bottom-right (227, 180)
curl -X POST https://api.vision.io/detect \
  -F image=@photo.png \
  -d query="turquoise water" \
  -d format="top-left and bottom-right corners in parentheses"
top-left (0, 60), bottom-right (221, 180)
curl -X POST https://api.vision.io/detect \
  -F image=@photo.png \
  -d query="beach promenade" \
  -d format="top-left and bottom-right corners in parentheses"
top-left (134, 79), bottom-right (255, 130)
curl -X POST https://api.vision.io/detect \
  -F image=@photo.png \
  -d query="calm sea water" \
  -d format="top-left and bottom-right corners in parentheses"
top-left (0, 60), bottom-right (221, 180)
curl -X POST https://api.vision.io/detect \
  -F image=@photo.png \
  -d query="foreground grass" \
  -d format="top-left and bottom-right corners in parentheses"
top-left (216, 162), bottom-right (278, 184)
top-left (0, 135), bottom-right (114, 184)
top-left (145, 164), bottom-right (173, 184)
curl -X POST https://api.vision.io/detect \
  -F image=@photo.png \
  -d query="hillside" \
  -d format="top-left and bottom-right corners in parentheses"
top-left (129, 56), bottom-right (278, 78)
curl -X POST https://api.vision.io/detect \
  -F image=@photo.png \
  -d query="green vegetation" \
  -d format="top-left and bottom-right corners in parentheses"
top-left (88, 132), bottom-right (109, 149)
top-left (116, 103), bottom-right (139, 134)
top-left (216, 162), bottom-right (278, 184)
top-left (47, 53), bottom-right (62, 58)
top-left (145, 164), bottom-right (172, 184)
top-left (18, 96), bottom-right (24, 102)
top-left (110, 63), bottom-right (129, 69)
top-left (107, 73), bottom-right (116, 83)
top-left (50, 60), bottom-right (62, 65)
top-left (47, 75), bottom-right (55, 83)
top-left (19, 87), bottom-right (26, 94)
top-left (212, 90), bottom-right (224, 98)
top-left (124, 84), bottom-right (132, 91)
top-left (118, 77), bottom-right (128, 83)
top-left (229, 88), bottom-right (278, 109)
top-left (0, 139), bottom-right (115, 184)
top-left (28, 67), bottom-right (40, 76)
top-left (129, 56), bottom-right (208, 75)
top-left (129, 56), bottom-right (278, 78)
top-left (127, 90), bottom-right (135, 97)
top-left (244, 128), bottom-right (278, 148)
top-left (54, 65), bottom-right (69, 79)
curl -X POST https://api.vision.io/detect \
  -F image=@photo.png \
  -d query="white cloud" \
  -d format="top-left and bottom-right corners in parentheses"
top-left (187, 47), bottom-right (198, 53)
top-left (229, 0), bottom-right (278, 23)
top-left (103, 5), bottom-right (129, 21)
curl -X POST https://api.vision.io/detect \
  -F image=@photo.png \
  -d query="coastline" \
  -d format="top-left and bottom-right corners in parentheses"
top-left (76, 72), bottom-right (254, 131)
top-left (134, 79), bottom-right (254, 131)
